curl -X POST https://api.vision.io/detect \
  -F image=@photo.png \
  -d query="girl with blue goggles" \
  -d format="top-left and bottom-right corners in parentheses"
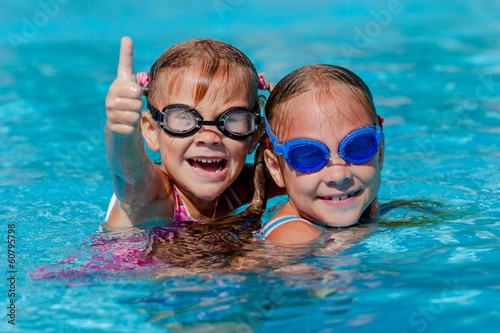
top-left (261, 64), bottom-right (385, 245)
top-left (264, 115), bottom-right (383, 173)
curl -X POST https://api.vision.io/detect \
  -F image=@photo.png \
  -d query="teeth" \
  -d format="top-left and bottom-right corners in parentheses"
top-left (192, 158), bottom-right (222, 163)
top-left (329, 194), bottom-right (349, 201)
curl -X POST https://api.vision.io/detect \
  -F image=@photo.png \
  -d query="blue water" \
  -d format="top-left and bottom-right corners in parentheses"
top-left (2, 0), bottom-right (500, 332)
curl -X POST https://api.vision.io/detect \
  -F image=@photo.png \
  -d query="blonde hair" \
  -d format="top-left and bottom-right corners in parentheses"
top-left (147, 38), bottom-right (259, 113)
top-left (265, 64), bottom-right (378, 139)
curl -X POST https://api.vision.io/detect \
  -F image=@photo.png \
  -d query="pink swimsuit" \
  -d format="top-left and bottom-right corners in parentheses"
top-left (105, 186), bottom-right (243, 223)
top-left (172, 186), bottom-right (192, 222)
top-left (172, 185), bottom-right (242, 222)
top-left (34, 187), bottom-right (245, 279)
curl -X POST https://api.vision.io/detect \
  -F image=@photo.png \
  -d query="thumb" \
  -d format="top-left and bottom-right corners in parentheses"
top-left (116, 36), bottom-right (136, 82)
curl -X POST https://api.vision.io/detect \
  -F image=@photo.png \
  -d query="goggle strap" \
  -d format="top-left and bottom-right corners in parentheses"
top-left (375, 124), bottom-right (383, 146)
top-left (254, 113), bottom-right (262, 125)
top-left (264, 114), bottom-right (286, 156)
top-left (147, 101), bottom-right (162, 121)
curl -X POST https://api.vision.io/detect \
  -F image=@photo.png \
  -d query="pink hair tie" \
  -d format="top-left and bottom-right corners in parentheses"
top-left (136, 72), bottom-right (150, 89)
top-left (258, 73), bottom-right (271, 90)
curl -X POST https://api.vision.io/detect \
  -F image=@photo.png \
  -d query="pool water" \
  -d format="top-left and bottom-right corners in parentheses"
top-left (2, 0), bottom-right (500, 332)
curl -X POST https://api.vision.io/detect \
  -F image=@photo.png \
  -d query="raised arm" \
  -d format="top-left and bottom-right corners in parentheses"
top-left (105, 37), bottom-right (168, 225)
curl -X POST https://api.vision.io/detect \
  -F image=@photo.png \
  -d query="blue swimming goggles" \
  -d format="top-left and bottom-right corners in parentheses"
top-left (264, 115), bottom-right (383, 173)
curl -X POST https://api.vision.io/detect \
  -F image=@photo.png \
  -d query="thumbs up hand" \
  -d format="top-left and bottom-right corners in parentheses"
top-left (105, 37), bottom-right (144, 135)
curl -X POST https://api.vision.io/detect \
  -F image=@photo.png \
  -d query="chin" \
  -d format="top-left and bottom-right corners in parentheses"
top-left (190, 184), bottom-right (226, 201)
top-left (318, 211), bottom-right (364, 228)
top-left (331, 220), bottom-right (360, 228)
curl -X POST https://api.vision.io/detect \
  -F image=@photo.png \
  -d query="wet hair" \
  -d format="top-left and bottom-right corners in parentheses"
top-left (146, 38), bottom-right (259, 113)
top-left (265, 64), bottom-right (378, 139)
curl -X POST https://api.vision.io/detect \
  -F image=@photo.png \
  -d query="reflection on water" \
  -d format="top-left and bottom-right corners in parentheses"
top-left (3, 0), bottom-right (500, 331)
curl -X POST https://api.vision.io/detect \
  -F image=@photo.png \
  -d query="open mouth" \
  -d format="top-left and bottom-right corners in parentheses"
top-left (188, 157), bottom-right (227, 173)
top-left (319, 189), bottom-right (362, 202)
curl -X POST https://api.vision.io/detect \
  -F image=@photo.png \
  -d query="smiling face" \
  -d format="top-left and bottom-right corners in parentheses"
top-left (265, 87), bottom-right (384, 227)
top-left (143, 65), bottom-right (256, 204)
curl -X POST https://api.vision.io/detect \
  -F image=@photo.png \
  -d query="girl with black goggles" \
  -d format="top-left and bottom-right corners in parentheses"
top-left (147, 102), bottom-right (261, 140)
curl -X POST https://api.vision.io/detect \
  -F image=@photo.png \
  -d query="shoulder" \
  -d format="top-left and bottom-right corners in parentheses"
top-left (262, 216), bottom-right (325, 245)
top-left (106, 178), bottom-right (176, 227)
top-left (106, 198), bottom-right (133, 227)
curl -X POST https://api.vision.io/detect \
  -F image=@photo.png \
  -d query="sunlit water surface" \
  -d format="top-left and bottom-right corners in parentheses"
top-left (1, 1), bottom-right (500, 332)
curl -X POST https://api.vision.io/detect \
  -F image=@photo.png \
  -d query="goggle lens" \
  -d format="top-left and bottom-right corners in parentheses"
top-left (223, 110), bottom-right (256, 136)
top-left (164, 106), bottom-right (197, 134)
top-left (342, 134), bottom-right (378, 163)
top-left (289, 144), bottom-right (328, 172)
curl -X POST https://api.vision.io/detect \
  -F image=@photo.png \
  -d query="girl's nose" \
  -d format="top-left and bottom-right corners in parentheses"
top-left (194, 126), bottom-right (223, 146)
top-left (323, 155), bottom-right (353, 185)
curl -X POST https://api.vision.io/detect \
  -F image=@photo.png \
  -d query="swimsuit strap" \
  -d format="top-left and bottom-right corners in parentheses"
top-left (172, 185), bottom-right (241, 222)
top-left (261, 215), bottom-right (327, 239)
top-left (172, 185), bottom-right (194, 222)
top-left (104, 193), bottom-right (117, 222)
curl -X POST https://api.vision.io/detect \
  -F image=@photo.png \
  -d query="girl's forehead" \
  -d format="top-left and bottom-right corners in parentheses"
top-left (285, 88), bottom-right (371, 121)
top-left (279, 89), bottom-right (372, 140)
top-left (158, 65), bottom-right (253, 106)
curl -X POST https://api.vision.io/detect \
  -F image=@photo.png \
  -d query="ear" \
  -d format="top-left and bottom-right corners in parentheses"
top-left (264, 149), bottom-right (286, 188)
top-left (141, 111), bottom-right (160, 151)
top-left (378, 138), bottom-right (385, 171)
top-left (247, 123), bottom-right (265, 154)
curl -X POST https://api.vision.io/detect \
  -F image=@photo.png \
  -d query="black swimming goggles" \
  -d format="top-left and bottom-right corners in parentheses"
top-left (147, 102), bottom-right (261, 140)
